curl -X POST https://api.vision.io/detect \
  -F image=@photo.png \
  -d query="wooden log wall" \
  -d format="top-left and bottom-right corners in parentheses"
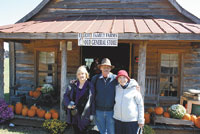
top-left (13, 40), bottom-right (80, 95)
top-left (32, 0), bottom-right (191, 22)
top-left (133, 41), bottom-right (191, 78)
top-left (183, 43), bottom-right (200, 92)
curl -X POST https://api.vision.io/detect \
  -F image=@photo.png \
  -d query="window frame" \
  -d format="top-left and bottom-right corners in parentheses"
top-left (34, 48), bottom-right (58, 89)
top-left (158, 49), bottom-right (183, 99)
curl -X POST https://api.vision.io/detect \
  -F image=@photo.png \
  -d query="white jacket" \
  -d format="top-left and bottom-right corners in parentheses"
top-left (113, 79), bottom-right (144, 124)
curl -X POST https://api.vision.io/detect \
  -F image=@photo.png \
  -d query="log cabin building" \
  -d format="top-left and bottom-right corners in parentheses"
top-left (0, 0), bottom-right (200, 123)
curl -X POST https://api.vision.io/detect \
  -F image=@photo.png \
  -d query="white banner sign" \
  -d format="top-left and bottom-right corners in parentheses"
top-left (78, 33), bottom-right (118, 47)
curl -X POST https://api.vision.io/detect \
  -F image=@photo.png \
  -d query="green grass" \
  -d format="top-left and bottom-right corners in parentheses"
top-left (4, 58), bottom-right (9, 102)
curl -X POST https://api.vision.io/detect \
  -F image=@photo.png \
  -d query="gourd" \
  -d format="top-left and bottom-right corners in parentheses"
top-left (52, 112), bottom-right (59, 119)
top-left (144, 112), bottom-right (150, 124)
top-left (154, 107), bottom-right (164, 115)
top-left (22, 106), bottom-right (28, 116)
top-left (168, 104), bottom-right (186, 119)
top-left (28, 109), bottom-right (36, 117)
top-left (15, 102), bottom-right (23, 115)
top-left (37, 108), bottom-right (46, 118)
top-left (147, 107), bottom-right (154, 114)
top-left (163, 112), bottom-right (170, 118)
top-left (33, 91), bottom-right (41, 98)
top-left (182, 113), bottom-right (191, 121)
top-left (195, 116), bottom-right (200, 128)
top-left (191, 115), bottom-right (197, 123)
top-left (45, 112), bottom-right (51, 120)
top-left (30, 104), bottom-right (38, 112)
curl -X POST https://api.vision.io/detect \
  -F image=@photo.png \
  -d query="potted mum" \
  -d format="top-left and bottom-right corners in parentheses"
top-left (43, 119), bottom-right (67, 134)
top-left (0, 99), bottom-right (14, 124)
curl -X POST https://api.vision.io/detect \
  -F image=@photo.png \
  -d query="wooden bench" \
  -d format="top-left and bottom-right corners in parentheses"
top-left (145, 76), bottom-right (159, 106)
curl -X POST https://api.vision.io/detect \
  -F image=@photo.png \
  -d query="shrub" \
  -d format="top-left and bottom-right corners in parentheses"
top-left (0, 99), bottom-right (14, 123)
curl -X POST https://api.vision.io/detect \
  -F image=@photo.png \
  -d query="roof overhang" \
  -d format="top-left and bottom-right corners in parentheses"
top-left (0, 33), bottom-right (200, 41)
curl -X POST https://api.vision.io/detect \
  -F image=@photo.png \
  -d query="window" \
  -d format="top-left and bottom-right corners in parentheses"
top-left (160, 53), bottom-right (179, 97)
top-left (34, 48), bottom-right (57, 88)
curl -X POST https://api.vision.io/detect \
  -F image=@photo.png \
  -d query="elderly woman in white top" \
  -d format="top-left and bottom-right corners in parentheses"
top-left (113, 70), bottom-right (144, 134)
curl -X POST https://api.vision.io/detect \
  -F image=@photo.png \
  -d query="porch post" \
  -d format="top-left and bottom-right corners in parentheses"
top-left (0, 40), bottom-right (4, 99)
top-left (137, 41), bottom-right (147, 99)
top-left (60, 40), bottom-right (68, 121)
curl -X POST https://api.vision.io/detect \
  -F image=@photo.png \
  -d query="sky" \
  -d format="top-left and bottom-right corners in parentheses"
top-left (0, 0), bottom-right (200, 50)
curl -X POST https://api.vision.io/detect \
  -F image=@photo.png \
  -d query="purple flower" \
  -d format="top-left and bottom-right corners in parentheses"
top-left (0, 99), bottom-right (14, 123)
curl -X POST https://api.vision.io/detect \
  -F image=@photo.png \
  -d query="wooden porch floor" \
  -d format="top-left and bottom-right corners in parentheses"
top-left (151, 124), bottom-right (200, 134)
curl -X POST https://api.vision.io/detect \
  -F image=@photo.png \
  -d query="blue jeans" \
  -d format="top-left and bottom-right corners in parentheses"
top-left (95, 110), bottom-right (115, 134)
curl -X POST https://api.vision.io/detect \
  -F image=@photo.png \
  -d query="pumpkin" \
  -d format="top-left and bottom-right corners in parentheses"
top-left (37, 108), bottom-right (46, 118)
top-left (30, 104), bottom-right (38, 112)
top-left (8, 105), bottom-right (14, 112)
top-left (154, 107), bottom-right (164, 115)
top-left (144, 112), bottom-right (150, 124)
top-left (191, 115), bottom-right (197, 123)
top-left (15, 102), bottom-right (23, 115)
top-left (147, 107), bottom-right (154, 114)
top-left (164, 112), bottom-right (170, 118)
top-left (52, 112), bottom-right (59, 119)
top-left (29, 91), bottom-right (33, 97)
top-left (33, 91), bottom-right (41, 98)
top-left (182, 113), bottom-right (191, 121)
top-left (45, 112), bottom-right (51, 120)
top-left (195, 116), bottom-right (200, 128)
top-left (22, 107), bottom-right (29, 116)
top-left (36, 87), bottom-right (42, 91)
top-left (50, 109), bottom-right (57, 114)
top-left (28, 109), bottom-right (36, 117)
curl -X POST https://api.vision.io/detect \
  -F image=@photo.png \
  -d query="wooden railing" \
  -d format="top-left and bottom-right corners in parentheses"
top-left (145, 76), bottom-right (160, 105)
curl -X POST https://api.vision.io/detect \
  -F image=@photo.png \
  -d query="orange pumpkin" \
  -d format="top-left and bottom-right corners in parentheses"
top-left (50, 109), bottom-right (57, 114)
top-left (22, 107), bottom-right (29, 116)
top-left (45, 112), bottom-right (51, 120)
top-left (28, 109), bottom-right (36, 117)
top-left (33, 91), bottom-right (41, 98)
top-left (195, 116), bottom-right (200, 128)
top-left (52, 112), bottom-right (59, 119)
top-left (30, 104), bottom-right (38, 112)
top-left (144, 112), bottom-right (150, 124)
top-left (8, 105), bottom-right (14, 112)
top-left (182, 113), bottom-right (191, 121)
top-left (37, 108), bottom-right (46, 118)
top-left (154, 107), bottom-right (164, 115)
top-left (36, 87), bottom-right (42, 91)
top-left (191, 115), bottom-right (197, 123)
top-left (15, 102), bottom-right (23, 115)
top-left (147, 107), bottom-right (154, 114)
top-left (163, 112), bottom-right (170, 118)
top-left (29, 91), bottom-right (33, 97)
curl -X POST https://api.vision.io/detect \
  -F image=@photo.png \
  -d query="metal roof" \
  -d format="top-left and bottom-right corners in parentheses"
top-left (0, 16), bottom-right (200, 40)
top-left (1, 16), bottom-right (200, 34)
